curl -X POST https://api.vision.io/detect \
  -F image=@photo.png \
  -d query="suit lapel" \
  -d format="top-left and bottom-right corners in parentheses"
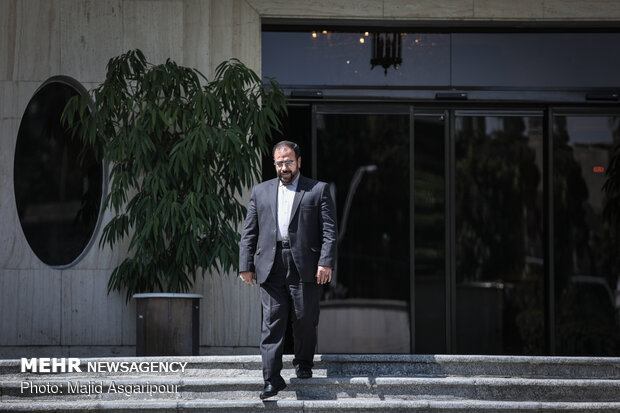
top-left (269, 178), bottom-right (278, 224)
top-left (290, 175), bottom-right (307, 222)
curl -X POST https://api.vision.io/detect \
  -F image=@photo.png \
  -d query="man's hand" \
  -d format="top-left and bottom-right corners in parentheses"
top-left (315, 266), bottom-right (332, 285)
top-left (240, 271), bottom-right (256, 286)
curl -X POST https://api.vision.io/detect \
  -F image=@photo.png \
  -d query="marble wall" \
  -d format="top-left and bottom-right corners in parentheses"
top-left (249, 0), bottom-right (620, 20)
top-left (0, 0), bottom-right (262, 357)
top-left (1, 0), bottom-right (620, 356)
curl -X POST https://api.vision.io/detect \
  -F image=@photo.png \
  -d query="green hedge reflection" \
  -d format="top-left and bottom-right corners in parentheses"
top-left (455, 116), bottom-right (544, 354)
top-left (555, 116), bottom-right (620, 356)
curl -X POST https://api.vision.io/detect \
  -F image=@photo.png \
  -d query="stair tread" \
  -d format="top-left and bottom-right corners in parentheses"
top-left (4, 376), bottom-right (620, 385)
top-left (3, 398), bottom-right (620, 408)
top-left (3, 354), bottom-right (620, 364)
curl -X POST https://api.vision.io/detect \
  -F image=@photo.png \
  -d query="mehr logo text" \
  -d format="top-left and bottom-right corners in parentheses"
top-left (20, 358), bottom-right (188, 373)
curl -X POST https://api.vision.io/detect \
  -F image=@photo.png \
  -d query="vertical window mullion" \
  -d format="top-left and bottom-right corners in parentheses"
top-left (544, 108), bottom-right (555, 355)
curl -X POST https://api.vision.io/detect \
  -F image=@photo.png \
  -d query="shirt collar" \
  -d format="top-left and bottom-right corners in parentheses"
top-left (279, 174), bottom-right (300, 190)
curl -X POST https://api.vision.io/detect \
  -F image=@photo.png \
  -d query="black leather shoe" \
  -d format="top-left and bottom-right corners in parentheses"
top-left (295, 367), bottom-right (312, 379)
top-left (259, 381), bottom-right (286, 400)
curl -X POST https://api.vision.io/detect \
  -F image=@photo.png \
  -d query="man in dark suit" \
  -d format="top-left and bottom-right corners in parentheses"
top-left (239, 140), bottom-right (337, 399)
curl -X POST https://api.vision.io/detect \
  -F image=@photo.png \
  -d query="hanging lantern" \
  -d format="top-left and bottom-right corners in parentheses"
top-left (370, 32), bottom-right (403, 76)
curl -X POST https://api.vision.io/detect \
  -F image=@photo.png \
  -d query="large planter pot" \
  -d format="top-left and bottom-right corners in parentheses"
top-left (133, 293), bottom-right (202, 356)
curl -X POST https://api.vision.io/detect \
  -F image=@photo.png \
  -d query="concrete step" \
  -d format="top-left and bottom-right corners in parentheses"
top-left (2, 376), bottom-right (620, 403)
top-left (1, 355), bottom-right (618, 412)
top-left (2, 399), bottom-right (620, 413)
top-left (2, 355), bottom-right (619, 380)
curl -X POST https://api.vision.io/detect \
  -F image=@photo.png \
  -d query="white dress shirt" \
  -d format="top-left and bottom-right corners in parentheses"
top-left (277, 175), bottom-right (299, 241)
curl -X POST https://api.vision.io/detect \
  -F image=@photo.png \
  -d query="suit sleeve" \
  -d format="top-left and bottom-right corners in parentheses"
top-left (318, 182), bottom-right (338, 268)
top-left (239, 187), bottom-right (258, 273)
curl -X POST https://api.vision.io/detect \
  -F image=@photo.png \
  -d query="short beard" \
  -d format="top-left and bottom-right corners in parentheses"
top-left (278, 170), bottom-right (297, 185)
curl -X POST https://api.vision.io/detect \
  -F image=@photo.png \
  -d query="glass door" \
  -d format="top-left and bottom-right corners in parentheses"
top-left (453, 111), bottom-right (545, 355)
top-left (312, 106), bottom-right (450, 354)
top-left (413, 112), bottom-right (448, 353)
top-left (552, 112), bottom-right (620, 356)
top-left (269, 103), bottom-right (619, 356)
top-left (313, 105), bottom-right (412, 353)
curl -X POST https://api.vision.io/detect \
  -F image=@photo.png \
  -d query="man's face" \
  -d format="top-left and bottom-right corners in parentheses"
top-left (274, 146), bottom-right (301, 185)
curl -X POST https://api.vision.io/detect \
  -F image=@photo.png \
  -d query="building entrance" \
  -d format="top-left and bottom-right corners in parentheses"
top-left (267, 103), bottom-right (620, 356)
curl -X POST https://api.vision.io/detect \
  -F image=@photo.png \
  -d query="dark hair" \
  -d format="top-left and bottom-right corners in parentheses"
top-left (272, 140), bottom-right (300, 158)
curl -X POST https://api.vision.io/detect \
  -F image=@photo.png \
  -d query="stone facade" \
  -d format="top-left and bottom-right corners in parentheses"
top-left (1, 0), bottom-right (620, 356)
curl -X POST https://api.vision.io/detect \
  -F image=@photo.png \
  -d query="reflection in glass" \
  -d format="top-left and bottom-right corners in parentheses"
top-left (262, 31), bottom-right (450, 87)
top-left (453, 33), bottom-right (620, 88)
top-left (414, 115), bottom-right (446, 353)
top-left (315, 112), bottom-right (410, 353)
top-left (455, 114), bottom-right (544, 355)
top-left (554, 115), bottom-right (620, 356)
top-left (14, 79), bottom-right (103, 267)
top-left (370, 32), bottom-right (403, 75)
top-left (265, 103), bottom-right (620, 357)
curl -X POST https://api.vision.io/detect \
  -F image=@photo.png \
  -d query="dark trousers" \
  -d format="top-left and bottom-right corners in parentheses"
top-left (260, 245), bottom-right (321, 384)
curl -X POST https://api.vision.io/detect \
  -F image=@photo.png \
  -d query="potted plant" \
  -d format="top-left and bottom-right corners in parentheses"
top-left (62, 49), bottom-right (286, 356)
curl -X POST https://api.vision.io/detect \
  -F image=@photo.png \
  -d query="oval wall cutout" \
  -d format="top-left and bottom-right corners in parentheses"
top-left (14, 76), bottom-right (104, 267)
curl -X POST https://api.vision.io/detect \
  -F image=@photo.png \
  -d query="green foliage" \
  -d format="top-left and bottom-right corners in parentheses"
top-left (455, 117), bottom-right (541, 281)
top-left (62, 49), bottom-right (286, 301)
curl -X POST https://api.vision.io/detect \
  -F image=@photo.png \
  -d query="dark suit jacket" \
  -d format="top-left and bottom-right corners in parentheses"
top-left (239, 175), bottom-right (337, 284)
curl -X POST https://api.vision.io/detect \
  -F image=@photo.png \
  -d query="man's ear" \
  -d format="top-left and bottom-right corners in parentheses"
top-left (297, 156), bottom-right (302, 169)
